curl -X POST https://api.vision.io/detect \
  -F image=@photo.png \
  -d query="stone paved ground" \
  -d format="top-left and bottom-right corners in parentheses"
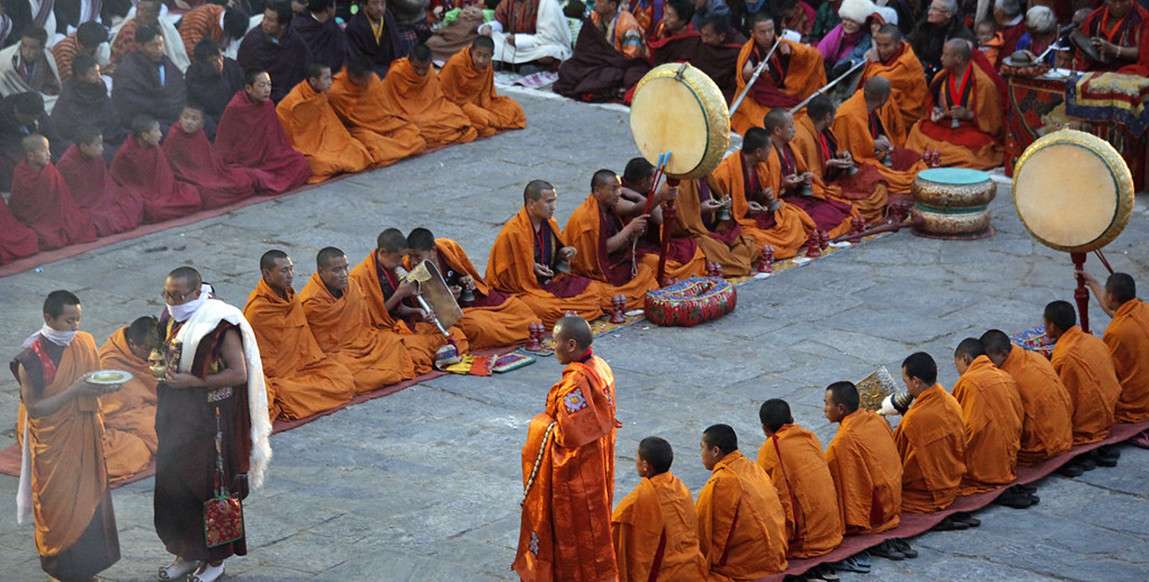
top-left (0, 88), bottom-right (1147, 581)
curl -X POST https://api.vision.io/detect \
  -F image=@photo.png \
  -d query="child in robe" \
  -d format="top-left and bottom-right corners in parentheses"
top-left (110, 115), bottom-right (203, 223)
top-left (164, 104), bottom-right (258, 209)
top-left (9, 134), bottom-right (98, 249)
top-left (57, 125), bottom-right (144, 236)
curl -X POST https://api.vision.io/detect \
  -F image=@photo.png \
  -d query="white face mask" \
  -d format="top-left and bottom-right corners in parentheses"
top-left (23, 324), bottom-right (76, 349)
top-left (166, 284), bottom-right (213, 322)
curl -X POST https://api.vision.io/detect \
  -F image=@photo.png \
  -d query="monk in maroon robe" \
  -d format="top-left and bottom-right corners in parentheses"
top-left (8, 134), bottom-right (98, 249)
top-left (215, 70), bottom-right (311, 196)
top-left (184, 40), bottom-right (245, 140)
top-left (57, 125), bottom-right (144, 237)
top-left (164, 105), bottom-right (258, 209)
top-left (237, 2), bottom-right (312, 102)
top-left (50, 56), bottom-right (127, 158)
top-left (292, 0), bottom-right (348, 72)
top-left (0, 196), bottom-right (39, 264)
top-left (110, 115), bottom-right (203, 223)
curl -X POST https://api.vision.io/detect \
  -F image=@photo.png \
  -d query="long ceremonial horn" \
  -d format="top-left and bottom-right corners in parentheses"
top-left (788, 59), bottom-right (868, 114)
top-left (729, 38), bottom-right (781, 120)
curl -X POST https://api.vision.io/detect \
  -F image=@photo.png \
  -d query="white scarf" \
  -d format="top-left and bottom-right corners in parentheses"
top-left (21, 324), bottom-right (75, 349)
top-left (166, 283), bottom-right (213, 322)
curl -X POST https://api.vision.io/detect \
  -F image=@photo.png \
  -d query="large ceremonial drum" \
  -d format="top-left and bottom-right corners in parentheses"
top-left (644, 277), bottom-right (736, 327)
top-left (630, 63), bottom-right (730, 179)
top-left (911, 168), bottom-right (996, 239)
top-left (1012, 129), bottom-right (1135, 253)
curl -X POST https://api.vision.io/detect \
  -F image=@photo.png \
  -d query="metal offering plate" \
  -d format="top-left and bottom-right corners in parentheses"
top-left (857, 366), bottom-right (897, 411)
top-left (85, 369), bottom-right (132, 386)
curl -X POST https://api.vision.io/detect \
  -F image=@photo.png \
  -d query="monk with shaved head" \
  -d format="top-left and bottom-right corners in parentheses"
top-left (833, 75), bottom-right (926, 198)
top-left (1081, 270), bottom-right (1149, 424)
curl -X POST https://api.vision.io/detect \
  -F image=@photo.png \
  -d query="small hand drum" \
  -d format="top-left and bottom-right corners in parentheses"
top-left (630, 63), bottom-right (731, 179)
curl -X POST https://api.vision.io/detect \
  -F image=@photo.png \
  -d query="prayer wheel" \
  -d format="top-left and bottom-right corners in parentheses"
top-left (910, 168), bottom-right (996, 239)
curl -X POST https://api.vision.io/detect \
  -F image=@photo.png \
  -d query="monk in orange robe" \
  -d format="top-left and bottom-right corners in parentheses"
top-left (980, 329), bottom-right (1073, 466)
top-left (823, 382), bottom-right (904, 536)
top-left (439, 36), bottom-right (527, 138)
top-left (762, 109), bottom-right (857, 239)
top-left (406, 228), bottom-right (536, 350)
top-left (612, 436), bottom-right (708, 582)
top-left (619, 158), bottom-right (708, 281)
top-left (1045, 300), bottom-right (1122, 446)
top-left (13, 290), bottom-right (120, 581)
top-left (731, 12), bottom-right (826, 135)
top-left (711, 127), bottom-right (815, 260)
top-left (696, 423), bottom-right (788, 580)
top-left (905, 40), bottom-right (1004, 170)
top-left (893, 352), bottom-right (969, 525)
top-left (277, 63), bottom-right (374, 183)
top-left (832, 77), bottom-right (925, 197)
top-left (348, 228), bottom-right (469, 373)
top-left (243, 250), bottom-right (356, 420)
top-left (300, 247), bottom-right (417, 394)
top-left (513, 316), bottom-right (618, 582)
top-left (672, 176), bottom-right (762, 277)
top-left (1083, 271), bottom-right (1149, 423)
top-left (795, 95), bottom-right (890, 224)
top-left (328, 56), bottom-right (427, 168)
top-left (380, 44), bottom-right (478, 148)
top-left (951, 339), bottom-right (1026, 507)
top-left (486, 180), bottom-right (608, 326)
top-left (857, 25), bottom-right (928, 129)
top-left (97, 317), bottom-right (162, 480)
top-left (8, 134), bottom-right (98, 250)
top-left (756, 399), bottom-right (843, 559)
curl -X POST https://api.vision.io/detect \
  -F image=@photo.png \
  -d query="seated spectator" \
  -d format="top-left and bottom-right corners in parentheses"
top-left (50, 21), bottom-right (108, 82)
top-left (238, 0), bottom-right (312, 102)
top-left (345, 0), bottom-right (405, 77)
top-left (179, 0), bottom-right (251, 61)
top-left (109, 0), bottom-right (190, 71)
top-left (0, 27), bottom-right (61, 113)
top-left (292, 0), bottom-right (348, 72)
top-left (183, 39), bottom-right (244, 139)
top-left (51, 55), bottom-right (127, 157)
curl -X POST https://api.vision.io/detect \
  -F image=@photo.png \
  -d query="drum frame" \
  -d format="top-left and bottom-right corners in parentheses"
top-left (630, 63), bottom-right (731, 180)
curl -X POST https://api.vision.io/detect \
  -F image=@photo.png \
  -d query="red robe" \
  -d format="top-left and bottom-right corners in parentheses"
top-left (57, 145), bottom-right (143, 236)
top-left (9, 160), bottom-right (98, 249)
top-left (163, 123), bottom-right (259, 209)
top-left (0, 196), bottom-right (39, 263)
top-left (109, 135), bottom-right (203, 223)
top-left (214, 91), bottom-right (312, 195)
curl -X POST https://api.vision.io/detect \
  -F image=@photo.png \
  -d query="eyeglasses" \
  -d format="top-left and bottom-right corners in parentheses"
top-left (928, 5), bottom-right (949, 12)
top-left (161, 289), bottom-right (195, 302)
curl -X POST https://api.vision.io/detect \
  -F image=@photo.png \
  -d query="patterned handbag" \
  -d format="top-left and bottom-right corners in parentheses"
top-left (204, 407), bottom-right (244, 548)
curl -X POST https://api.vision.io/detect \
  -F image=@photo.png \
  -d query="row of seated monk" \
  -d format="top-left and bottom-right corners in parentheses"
top-left (604, 285), bottom-right (1149, 580)
top-left (0, 33), bottom-right (525, 265)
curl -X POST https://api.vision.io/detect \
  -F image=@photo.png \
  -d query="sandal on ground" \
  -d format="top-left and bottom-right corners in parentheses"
top-left (951, 512), bottom-right (981, 527)
top-left (869, 539), bottom-right (905, 560)
top-left (190, 563), bottom-right (225, 582)
top-left (158, 558), bottom-right (201, 581)
top-left (891, 538), bottom-right (918, 559)
top-left (832, 555), bottom-right (871, 573)
top-left (810, 563), bottom-right (840, 581)
top-left (932, 515), bottom-right (969, 531)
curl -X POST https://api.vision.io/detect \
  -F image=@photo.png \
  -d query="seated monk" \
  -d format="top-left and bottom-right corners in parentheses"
top-left (345, 0), bottom-right (406, 78)
top-left (215, 69), bottom-right (312, 195)
top-left (111, 26), bottom-right (188, 132)
top-left (0, 193), bottom-right (39, 264)
top-left (832, 76), bottom-right (925, 198)
top-left (237, 1), bottom-right (313, 103)
top-left (893, 352), bottom-right (969, 529)
top-left (406, 228), bottom-right (536, 350)
top-left (56, 126), bottom-right (144, 237)
top-left (762, 108), bottom-right (857, 238)
top-left (696, 423), bottom-right (789, 579)
top-left (277, 62), bottom-right (373, 183)
top-left (50, 56), bottom-right (128, 154)
top-left (348, 228), bottom-right (469, 373)
top-left (300, 247), bottom-right (417, 393)
top-left (292, 0), bottom-right (348, 73)
top-left (1044, 300), bottom-right (1122, 445)
top-left (671, 173), bottom-right (762, 277)
top-left (97, 316), bottom-right (162, 480)
top-left (164, 104), bottom-right (258, 209)
top-left (243, 249), bottom-right (356, 420)
top-left (479, 0), bottom-right (573, 68)
top-left (1075, 0), bottom-right (1149, 75)
top-left (951, 338), bottom-right (1026, 505)
top-left (1082, 271), bottom-right (1149, 423)
top-left (979, 329), bottom-right (1073, 467)
top-left (699, 15), bottom-right (749, 101)
top-left (554, 0), bottom-right (651, 102)
top-left (0, 93), bottom-right (65, 191)
top-left (486, 180), bottom-right (608, 326)
top-left (611, 436), bottom-right (708, 582)
top-left (565, 169), bottom-right (674, 308)
top-left (109, 115), bottom-right (203, 223)
top-left (793, 95), bottom-right (889, 224)
top-left (620, 158), bottom-right (708, 280)
top-left (711, 127), bottom-right (815, 260)
top-left (0, 28), bottom-right (61, 113)
top-left (731, 12), bottom-right (826, 135)
top-left (823, 381), bottom-right (904, 536)
top-left (439, 36), bottom-right (527, 138)
top-left (857, 24), bottom-right (927, 128)
top-left (756, 399), bottom-right (843, 559)
top-left (184, 40), bottom-right (246, 141)
top-left (327, 56), bottom-right (426, 168)
top-left (380, 44), bottom-right (477, 148)
top-left (905, 39), bottom-right (1004, 169)
top-left (9, 134), bottom-right (98, 250)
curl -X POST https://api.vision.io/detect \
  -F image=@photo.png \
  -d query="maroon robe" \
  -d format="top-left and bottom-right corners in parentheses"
top-left (9, 160), bottom-right (98, 249)
top-left (214, 91), bottom-right (311, 195)
top-left (0, 196), bottom-right (39, 263)
top-left (109, 135), bottom-right (203, 223)
top-left (555, 16), bottom-right (652, 103)
top-left (647, 26), bottom-right (745, 102)
top-left (163, 123), bottom-right (258, 209)
top-left (57, 145), bottom-right (144, 236)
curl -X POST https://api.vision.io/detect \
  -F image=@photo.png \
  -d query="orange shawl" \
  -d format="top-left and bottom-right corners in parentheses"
top-left (893, 384), bottom-right (966, 512)
top-left (857, 41), bottom-right (928, 128)
top-left (756, 424), bottom-right (843, 558)
top-left (1104, 298), bottom-right (1149, 422)
top-left (275, 81), bottom-right (373, 183)
top-left (710, 152), bottom-right (814, 259)
top-left (904, 63), bottom-right (1005, 170)
top-left (696, 451), bottom-right (789, 579)
top-left (826, 410), bottom-right (902, 534)
top-left (611, 471), bottom-right (708, 582)
top-left (439, 46), bottom-right (527, 137)
top-left (565, 194), bottom-right (660, 307)
top-left (1051, 326), bottom-right (1122, 443)
top-left (327, 71), bottom-right (427, 167)
top-left (793, 115), bottom-right (889, 223)
top-left (831, 90), bottom-right (923, 195)
top-left (97, 328), bottom-right (158, 479)
top-left (731, 38), bottom-right (826, 135)
top-left (674, 177), bottom-right (760, 276)
top-left (1000, 344), bottom-right (1074, 465)
top-left (952, 355), bottom-right (1023, 494)
top-left (379, 57), bottom-right (478, 147)
top-left (763, 141), bottom-right (856, 239)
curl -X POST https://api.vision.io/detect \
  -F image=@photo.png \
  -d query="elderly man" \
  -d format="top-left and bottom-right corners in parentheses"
top-left (858, 24), bottom-right (927, 128)
top-left (1014, 6), bottom-right (1061, 66)
top-left (0, 27), bottom-right (61, 112)
top-left (237, 1), bottom-right (313, 102)
top-left (910, 0), bottom-right (974, 81)
top-left (111, 26), bottom-right (187, 130)
top-left (109, 0), bottom-right (190, 71)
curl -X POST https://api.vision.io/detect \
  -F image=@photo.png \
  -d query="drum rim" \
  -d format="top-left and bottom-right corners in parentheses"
top-left (631, 63), bottom-right (730, 179)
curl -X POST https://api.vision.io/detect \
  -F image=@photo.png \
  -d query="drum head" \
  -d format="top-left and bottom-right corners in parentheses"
top-left (630, 64), bottom-right (730, 179)
top-left (1012, 129), bottom-right (1134, 253)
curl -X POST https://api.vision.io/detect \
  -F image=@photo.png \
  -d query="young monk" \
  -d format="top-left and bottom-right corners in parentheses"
top-left (348, 229), bottom-right (469, 373)
top-left (110, 115), bottom-right (203, 223)
top-left (328, 56), bottom-right (427, 168)
top-left (277, 62), bottom-right (374, 182)
top-left (611, 436), bottom-right (708, 582)
top-left (13, 290), bottom-right (120, 581)
top-left (619, 158), bottom-right (708, 281)
top-left (832, 76), bottom-right (925, 197)
top-left (439, 35), bottom-right (527, 138)
top-left (164, 104), bottom-right (259, 209)
top-left (0, 194), bottom-right (40, 264)
top-left (731, 11), bottom-right (826, 134)
top-left (406, 228), bottom-right (536, 350)
top-left (97, 316), bottom-right (161, 480)
top-left (671, 174), bottom-right (762, 277)
top-left (215, 69), bottom-right (312, 195)
top-left (380, 43), bottom-right (478, 147)
top-left (711, 127), bottom-right (815, 259)
top-left (242, 249), bottom-right (357, 420)
top-left (8, 134), bottom-right (99, 250)
top-left (300, 246), bottom-right (417, 393)
top-left (756, 399), bottom-right (843, 560)
top-left (1081, 270), bottom-right (1149, 424)
top-left (856, 25), bottom-right (928, 128)
top-left (486, 179), bottom-right (608, 326)
top-left (696, 423), bottom-right (789, 579)
top-left (56, 125), bottom-right (143, 236)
